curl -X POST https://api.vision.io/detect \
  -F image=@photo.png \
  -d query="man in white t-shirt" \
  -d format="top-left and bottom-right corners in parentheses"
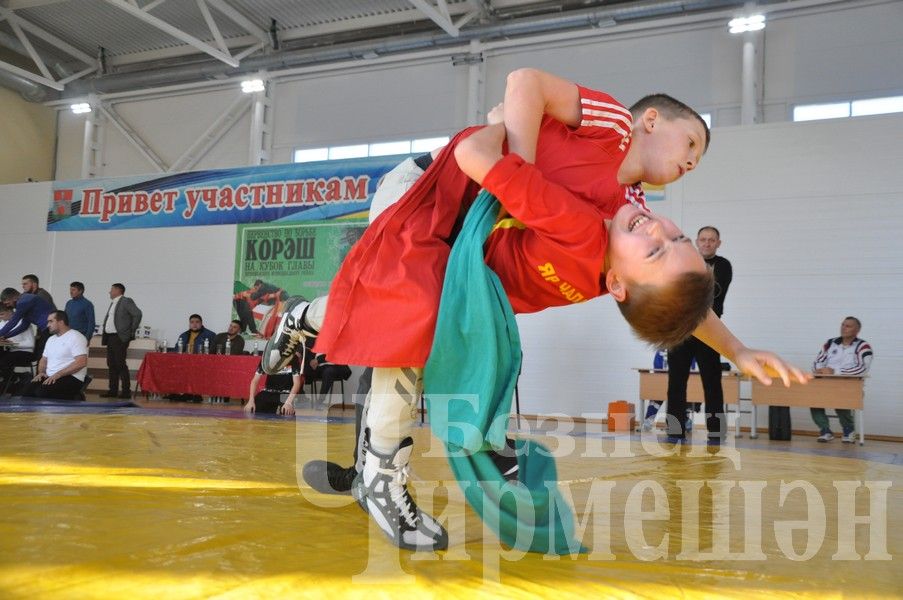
top-left (21, 311), bottom-right (88, 400)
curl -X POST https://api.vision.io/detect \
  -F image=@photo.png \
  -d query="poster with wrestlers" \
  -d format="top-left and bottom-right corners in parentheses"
top-left (232, 220), bottom-right (367, 340)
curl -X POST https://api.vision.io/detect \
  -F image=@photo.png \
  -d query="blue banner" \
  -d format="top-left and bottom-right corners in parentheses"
top-left (47, 155), bottom-right (410, 231)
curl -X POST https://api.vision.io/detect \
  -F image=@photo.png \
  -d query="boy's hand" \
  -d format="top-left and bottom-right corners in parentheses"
top-left (732, 348), bottom-right (813, 387)
top-left (487, 102), bottom-right (504, 125)
top-left (244, 400), bottom-right (256, 413)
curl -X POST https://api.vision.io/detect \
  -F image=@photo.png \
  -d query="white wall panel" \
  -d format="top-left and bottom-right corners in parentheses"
top-left (764, 2), bottom-right (903, 106)
top-left (0, 182), bottom-right (54, 292)
top-left (271, 60), bottom-right (463, 155)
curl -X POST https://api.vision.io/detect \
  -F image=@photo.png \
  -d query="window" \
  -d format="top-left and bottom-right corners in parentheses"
top-left (293, 147), bottom-right (328, 163)
top-left (369, 140), bottom-right (411, 156)
top-left (294, 135), bottom-right (450, 163)
top-left (793, 102), bottom-right (850, 122)
top-left (793, 95), bottom-right (903, 122)
top-left (328, 144), bottom-right (368, 160)
top-left (851, 96), bottom-right (903, 117)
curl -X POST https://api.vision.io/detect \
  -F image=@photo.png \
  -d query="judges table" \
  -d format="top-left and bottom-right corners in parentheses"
top-left (750, 374), bottom-right (866, 445)
top-left (634, 369), bottom-right (744, 436)
top-left (137, 353), bottom-right (262, 400)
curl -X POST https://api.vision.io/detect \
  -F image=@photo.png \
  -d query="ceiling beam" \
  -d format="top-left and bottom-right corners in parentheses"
top-left (407, 0), bottom-right (460, 37)
top-left (7, 15), bottom-right (53, 80)
top-left (0, 6), bottom-right (95, 65)
top-left (103, 0), bottom-right (240, 67)
top-left (57, 64), bottom-right (99, 85)
top-left (4, 0), bottom-right (69, 9)
top-left (0, 58), bottom-right (63, 89)
top-left (141, 0), bottom-right (168, 11)
top-left (204, 0), bottom-right (270, 45)
top-left (196, 0), bottom-right (230, 55)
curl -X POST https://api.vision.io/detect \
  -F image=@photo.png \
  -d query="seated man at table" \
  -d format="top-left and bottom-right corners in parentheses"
top-left (213, 320), bottom-right (245, 355)
top-left (0, 306), bottom-right (36, 394)
top-left (811, 316), bottom-right (873, 443)
top-left (175, 314), bottom-right (217, 354)
top-left (21, 311), bottom-right (88, 400)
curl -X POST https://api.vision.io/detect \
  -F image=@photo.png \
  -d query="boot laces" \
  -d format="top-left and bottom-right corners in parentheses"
top-left (386, 464), bottom-right (419, 528)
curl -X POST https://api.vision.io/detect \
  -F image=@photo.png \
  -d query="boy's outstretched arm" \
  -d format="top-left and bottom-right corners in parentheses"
top-left (503, 68), bottom-right (581, 163)
top-left (692, 310), bottom-right (811, 387)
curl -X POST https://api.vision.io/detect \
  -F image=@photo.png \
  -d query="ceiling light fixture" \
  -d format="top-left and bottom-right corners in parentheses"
top-left (728, 14), bottom-right (765, 34)
top-left (241, 79), bottom-right (265, 93)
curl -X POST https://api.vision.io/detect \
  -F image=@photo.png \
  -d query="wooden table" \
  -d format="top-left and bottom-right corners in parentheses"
top-left (634, 369), bottom-right (744, 436)
top-left (750, 375), bottom-right (866, 445)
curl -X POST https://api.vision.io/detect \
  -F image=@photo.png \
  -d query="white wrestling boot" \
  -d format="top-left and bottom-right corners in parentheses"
top-left (357, 428), bottom-right (448, 552)
top-left (261, 296), bottom-right (316, 374)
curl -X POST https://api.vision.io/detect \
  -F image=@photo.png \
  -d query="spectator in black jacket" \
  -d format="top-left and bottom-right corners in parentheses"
top-left (665, 226), bottom-right (733, 443)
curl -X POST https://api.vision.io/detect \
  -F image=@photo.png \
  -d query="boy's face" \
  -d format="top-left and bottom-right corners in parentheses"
top-left (605, 205), bottom-right (706, 298)
top-left (635, 110), bottom-right (706, 186)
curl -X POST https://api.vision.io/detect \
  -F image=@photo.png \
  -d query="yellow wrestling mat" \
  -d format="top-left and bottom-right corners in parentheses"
top-left (0, 410), bottom-right (900, 599)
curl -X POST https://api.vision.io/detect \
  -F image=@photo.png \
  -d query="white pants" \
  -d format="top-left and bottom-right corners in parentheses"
top-left (368, 157), bottom-right (425, 224)
top-left (304, 296), bottom-right (421, 461)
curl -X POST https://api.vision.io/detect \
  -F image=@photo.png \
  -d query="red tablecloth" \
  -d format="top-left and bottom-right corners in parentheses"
top-left (137, 353), bottom-right (263, 398)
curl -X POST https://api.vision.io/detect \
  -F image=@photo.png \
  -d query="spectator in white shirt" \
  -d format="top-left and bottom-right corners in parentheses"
top-left (811, 316), bottom-right (873, 443)
top-left (21, 311), bottom-right (88, 401)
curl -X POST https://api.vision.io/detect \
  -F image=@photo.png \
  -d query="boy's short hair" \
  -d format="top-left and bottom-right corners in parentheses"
top-left (70, 281), bottom-right (85, 292)
top-left (231, 319), bottom-right (242, 327)
top-left (189, 314), bottom-right (203, 322)
top-left (629, 94), bottom-right (710, 152)
top-left (1, 287), bottom-right (20, 303)
top-left (22, 274), bottom-right (39, 284)
top-left (112, 283), bottom-right (125, 293)
top-left (616, 270), bottom-right (715, 349)
top-left (52, 310), bottom-right (69, 325)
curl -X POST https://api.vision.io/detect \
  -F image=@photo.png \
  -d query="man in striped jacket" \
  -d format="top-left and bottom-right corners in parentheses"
top-left (812, 316), bottom-right (873, 442)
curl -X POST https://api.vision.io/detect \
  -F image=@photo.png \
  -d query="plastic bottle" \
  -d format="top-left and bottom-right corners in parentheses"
top-left (162, 339), bottom-right (168, 353)
top-left (176, 339), bottom-right (184, 353)
top-left (225, 338), bottom-right (231, 355)
top-left (203, 338), bottom-right (210, 354)
top-left (253, 341), bottom-right (259, 355)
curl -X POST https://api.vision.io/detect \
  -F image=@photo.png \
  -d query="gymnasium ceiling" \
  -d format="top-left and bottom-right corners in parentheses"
top-left (0, 0), bottom-right (839, 100)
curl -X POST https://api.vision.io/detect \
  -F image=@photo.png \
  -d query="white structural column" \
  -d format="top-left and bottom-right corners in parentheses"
top-left (248, 80), bottom-right (273, 165)
top-left (740, 30), bottom-right (763, 125)
top-left (81, 101), bottom-right (103, 179)
top-left (465, 39), bottom-right (485, 125)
